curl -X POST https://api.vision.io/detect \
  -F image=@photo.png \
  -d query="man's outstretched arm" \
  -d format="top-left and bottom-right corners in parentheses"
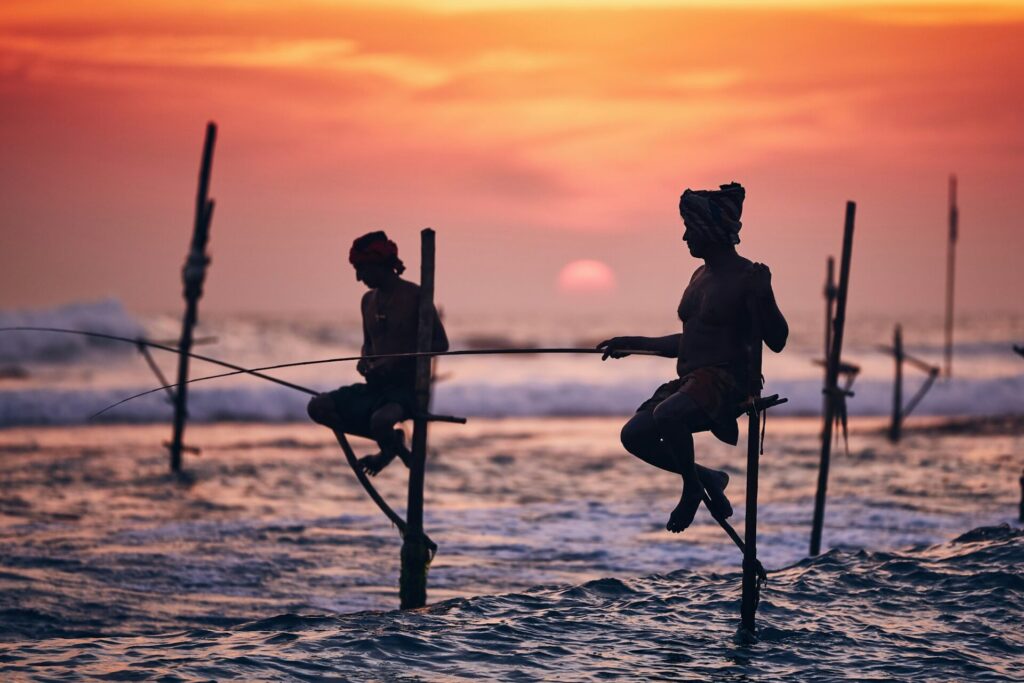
top-left (597, 334), bottom-right (680, 359)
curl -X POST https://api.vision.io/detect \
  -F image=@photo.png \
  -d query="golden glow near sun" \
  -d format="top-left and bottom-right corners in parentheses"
top-left (557, 260), bottom-right (618, 294)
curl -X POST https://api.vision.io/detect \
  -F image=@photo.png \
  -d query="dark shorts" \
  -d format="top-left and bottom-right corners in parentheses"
top-left (327, 382), bottom-right (416, 437)
top-left (637, 367), bottom-right (742, 444)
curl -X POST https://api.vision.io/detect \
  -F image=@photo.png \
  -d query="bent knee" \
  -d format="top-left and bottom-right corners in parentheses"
top-left (620, 419), bottom-right (655, 455)
top-left (306, 394), bottom-right (335, 426)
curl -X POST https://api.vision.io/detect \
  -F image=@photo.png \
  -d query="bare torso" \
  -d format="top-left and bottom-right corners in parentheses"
top-left (361, 278), bottom-right (447, 384)
top-left (676, 256), bottom-right (756, 380)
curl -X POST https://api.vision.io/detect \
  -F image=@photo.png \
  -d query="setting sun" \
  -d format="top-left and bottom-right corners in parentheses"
top-left (557, 259), bottom-right (617, 294)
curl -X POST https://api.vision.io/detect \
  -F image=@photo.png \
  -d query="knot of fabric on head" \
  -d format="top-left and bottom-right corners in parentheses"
top-left (349, 230), bottom-right (405, 274)
top-left (679, 182), bottom-right (746, 246)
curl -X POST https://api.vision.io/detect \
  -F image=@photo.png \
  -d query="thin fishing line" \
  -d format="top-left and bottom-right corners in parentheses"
top-left (90, 346), bottom-right (662, 419)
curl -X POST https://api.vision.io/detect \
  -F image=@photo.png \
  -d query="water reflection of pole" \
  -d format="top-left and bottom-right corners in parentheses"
top-left (170, 122), bottom-right (217, 473)
top-left (810, 201), bottom-right (855, 557)
top-left (944, 174), bottom-right (958, 379)
top-left (400, 228), bottom-right (436, 609)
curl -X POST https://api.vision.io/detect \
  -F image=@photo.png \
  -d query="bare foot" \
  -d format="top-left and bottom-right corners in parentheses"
top-left (666, 477), bottom-right (704, 533)
top-left (357, 451), bottom-right (396, 477)
top-left (697, 466), bottom-right (733, 520)
top-left (357, 429), bottom-right (409, 476)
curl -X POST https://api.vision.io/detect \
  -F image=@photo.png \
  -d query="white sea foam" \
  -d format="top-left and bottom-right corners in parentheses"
top-left (1, 300), bottom-right (1022, 425)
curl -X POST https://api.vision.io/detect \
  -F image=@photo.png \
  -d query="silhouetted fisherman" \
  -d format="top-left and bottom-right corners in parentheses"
top-left (598, 182), bottom-right (788, 533)
top-left (307, 231), bottom-right (448, 475)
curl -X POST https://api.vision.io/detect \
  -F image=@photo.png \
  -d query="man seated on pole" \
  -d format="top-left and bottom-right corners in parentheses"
top-left (307, 231), bottom-right (449, 475)
top-left (598, 182), bottom-right (788, 533)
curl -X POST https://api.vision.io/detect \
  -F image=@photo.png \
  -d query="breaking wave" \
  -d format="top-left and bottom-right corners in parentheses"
top-left (1, 374), bottom-right (1022, 426)
top-left (0, 299), bottom-right (144, 363)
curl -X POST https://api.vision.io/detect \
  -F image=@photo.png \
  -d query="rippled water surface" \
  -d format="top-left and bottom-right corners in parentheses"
top-left (1, 418), bottom-right (1022, 680)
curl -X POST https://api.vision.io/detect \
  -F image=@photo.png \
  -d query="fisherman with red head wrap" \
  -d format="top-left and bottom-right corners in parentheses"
top-left (598, 182), bottom-right (789, 534)
top-left (308, 230), bottom-right (448, 475)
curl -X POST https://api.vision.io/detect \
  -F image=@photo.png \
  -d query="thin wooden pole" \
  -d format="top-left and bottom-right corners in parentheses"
top-left (1019, 469), bottom-right (1023, 523)
top-left (944, 174), bottom-right (958, 379)
top-left (739, 406), bottom-right (761, 636)
top-left (822, 256), bottom-right (836, 427)
top-left (888, 324), bottom-right (903, 443)
top-left (824, 256), bottom-right (835, 365)
top-left (169, 122), bottom-right (217, 473)
top-left (809, 201), bottom-right (855, 556)
top-left (400, 228), bottom-right (435, 610)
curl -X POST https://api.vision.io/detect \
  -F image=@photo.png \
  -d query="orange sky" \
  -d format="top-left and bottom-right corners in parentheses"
top-left (1, 1), bottom-right (1022, 320)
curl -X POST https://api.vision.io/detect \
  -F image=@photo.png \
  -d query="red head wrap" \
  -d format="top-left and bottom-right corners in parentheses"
top-left (349, 231), bottom-right (405, 273)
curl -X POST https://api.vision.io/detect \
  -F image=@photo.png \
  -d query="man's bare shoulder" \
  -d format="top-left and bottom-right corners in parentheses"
top-left (395, 278), bottom-right (421, 297)
top-left (734, 255), bottom-right (755, 270)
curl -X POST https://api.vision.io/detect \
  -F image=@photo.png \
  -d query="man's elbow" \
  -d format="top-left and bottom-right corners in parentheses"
top-left (765, 328), bottom-right (788, 354)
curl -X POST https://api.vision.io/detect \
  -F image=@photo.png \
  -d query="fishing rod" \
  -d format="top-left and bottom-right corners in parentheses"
top-left (1, 326), bottom-right (772, 570)
top-left (89, 346), bottom-right (663, 419)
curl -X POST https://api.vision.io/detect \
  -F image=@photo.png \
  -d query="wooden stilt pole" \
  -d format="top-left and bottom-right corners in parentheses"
top-left (739, 406), bottom-right (762, 637)
top-left (944, 174), bottom-right (958, 379)
top-left (169, 122), bottom-right (217, 474)
top-left (400, 228), bottom-right (435, 610)
top-left (888, 325), bottom-right (903, 443)
top-left (809, 201), bottom-right (855, 556)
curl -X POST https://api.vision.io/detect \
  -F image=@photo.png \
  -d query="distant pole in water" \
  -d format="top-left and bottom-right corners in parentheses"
top-left (824, 256), bottom-right (836, 365)
top-left (400, 228), bottom-right (436, 609)
top-left (169, 122), bottom-right (217, 474)
top-left (822, 256), bottom-right (836, 425)
top-left (888, 325), bottom-right (904, 443)
top-left (1019, 469), bottom-right (1023, 523)
top-left (810, 201), bottom-right (855, 556)
top-left (944, 174), bottom-right (958, 379)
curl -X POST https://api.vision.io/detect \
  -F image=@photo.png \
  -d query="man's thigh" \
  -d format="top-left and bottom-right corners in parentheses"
top-left (325, 383), bottom-right (378, 437)
top-left (651, 390), bottom-right (713, 433)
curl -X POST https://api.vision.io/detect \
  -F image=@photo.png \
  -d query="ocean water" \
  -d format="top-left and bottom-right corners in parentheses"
top-left (1, 416), bottom-right (1022, 680)
top-left (1, 301), bottom-right (1023, 680)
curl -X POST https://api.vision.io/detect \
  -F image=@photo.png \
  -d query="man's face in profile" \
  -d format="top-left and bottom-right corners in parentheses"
top-left (355, 263), bottom-right (391, 289)
top-left (682, 223), bottom-right (711, 259)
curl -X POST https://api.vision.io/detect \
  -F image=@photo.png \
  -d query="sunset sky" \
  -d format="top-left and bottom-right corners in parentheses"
top-left (1, 1), bottom-right (1022, 320)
